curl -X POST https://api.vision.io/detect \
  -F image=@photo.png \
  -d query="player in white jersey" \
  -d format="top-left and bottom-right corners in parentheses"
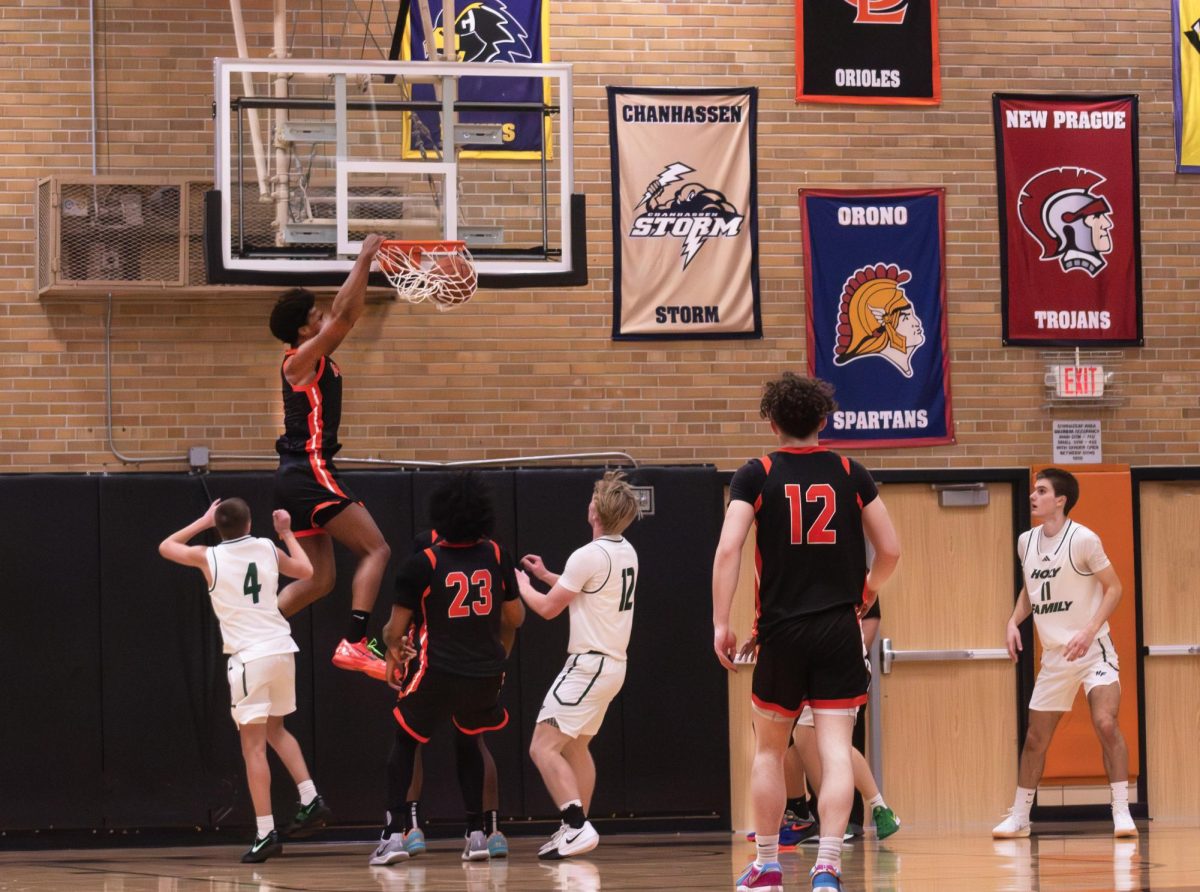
top-left (993, 468), bottom-right (1136, 839)
top-left (159, 497), bottom-right (329, 862)
top-left (516, 471), bottom-right (642, 861)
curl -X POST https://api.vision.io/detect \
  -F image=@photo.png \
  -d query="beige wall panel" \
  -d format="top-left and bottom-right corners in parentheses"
top-left (1139, 482), bottom-right (1200, 821)
top-left (878, 483), bottom-right (1017, 828)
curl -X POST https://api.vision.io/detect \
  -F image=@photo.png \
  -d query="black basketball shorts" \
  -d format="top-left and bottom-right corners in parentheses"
top-left (752, 603), bottom-right (870, 717)
top-left (393, 668), bottom-right (508, 743)
top-left (273, 454), bottom-right (360, 536)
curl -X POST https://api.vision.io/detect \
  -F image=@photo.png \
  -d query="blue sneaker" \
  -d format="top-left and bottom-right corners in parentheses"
top-left (810, 863), bottom-right (842, 890)
top-left (487, 830), bottom-right (508, 858)
top-left (403, 827), bottom-right (426, 857)
top-left (736, 860), bottom-right (783, 892)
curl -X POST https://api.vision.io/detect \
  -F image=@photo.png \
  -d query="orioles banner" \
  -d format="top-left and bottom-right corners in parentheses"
top-left (1174, 0), bottom-right (1200, 172)
top-left (796, 0), bottom-right (940, 105)
top-left (608, 87), bottom-right (761, 340)
top-left (402, 0), bottom-right (550, 158)
top-left (801, 188), bottom-right (953, 448)
top-left (994, 94), bottom-right (1143, 346)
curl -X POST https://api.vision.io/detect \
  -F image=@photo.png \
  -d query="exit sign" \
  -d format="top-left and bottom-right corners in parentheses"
top-left (1055, 365), bottom-right (1105, 398)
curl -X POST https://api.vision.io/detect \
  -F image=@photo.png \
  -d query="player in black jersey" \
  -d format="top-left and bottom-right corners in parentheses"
top-left (713, 373), bottom-right (900, 892)
top-left (372, 472), bottom-right (525, 866)
top-left (268, 234), bottom-right (391, 681)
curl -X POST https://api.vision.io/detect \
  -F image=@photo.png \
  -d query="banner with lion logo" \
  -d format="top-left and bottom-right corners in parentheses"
top-left (608, 87), bottom-right (761, 340)
top-left (994, 94), bottom-right (1143, 346)
top-left (402, 0), bottom-right (549, 158)
top-left (1173, 0), bottom-right (1200, 172)
top-left (801, 188), bottom-right (953, 448)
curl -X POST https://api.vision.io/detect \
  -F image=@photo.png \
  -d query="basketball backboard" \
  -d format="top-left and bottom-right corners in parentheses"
top-left (205, 58), bottom-right (585, 289)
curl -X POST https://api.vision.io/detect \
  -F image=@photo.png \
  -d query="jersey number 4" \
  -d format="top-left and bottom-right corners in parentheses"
top-left (784, 483), bottom-right (837, 545)
top-left (446, 570), bottom-right (494, 618)
top-left (242, 562), bottom-right (262, 604)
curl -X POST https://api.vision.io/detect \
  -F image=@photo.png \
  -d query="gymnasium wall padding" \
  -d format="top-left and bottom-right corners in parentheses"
top-left (0, 476), bottom-right (104, 829)
top-left (0, 466), bottom-right (726, 832)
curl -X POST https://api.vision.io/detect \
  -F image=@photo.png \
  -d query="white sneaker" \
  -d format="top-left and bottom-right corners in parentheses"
top-left (1112, 804), bottom-right (1138, 838)
top-left (538, 823), bottom-right (568, 857)
top-left (537, 820), bottom-right (599, 860)
top-left (992, 811), bottom-right (1031, 838)
top-left (462, 829), bottom-right (490, 861)
top-left (369, 832), bottom-right (411, 865)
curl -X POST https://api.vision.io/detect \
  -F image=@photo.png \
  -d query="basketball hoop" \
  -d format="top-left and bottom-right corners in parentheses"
top-left (376, 239), bottom-right (478, 311)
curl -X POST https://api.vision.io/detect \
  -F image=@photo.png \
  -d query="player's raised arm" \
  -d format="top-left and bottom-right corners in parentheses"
top-left (272, 509), bottom-right (313, 581)
top-left (158, 498), bottom-right (221, 574)
top-left (515, 567), bottom-right (577, 620)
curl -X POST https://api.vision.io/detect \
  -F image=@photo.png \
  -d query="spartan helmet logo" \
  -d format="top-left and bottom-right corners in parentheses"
top-left (833, 263), bottom-right (925, 378)
top-left (433, 1), bottom-right (533, 63)
top-left (1017, 167), bottom-right (1114, 277)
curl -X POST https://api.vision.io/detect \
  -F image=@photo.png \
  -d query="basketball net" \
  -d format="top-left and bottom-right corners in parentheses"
top-left (376, 240), bottom-right (478, 311)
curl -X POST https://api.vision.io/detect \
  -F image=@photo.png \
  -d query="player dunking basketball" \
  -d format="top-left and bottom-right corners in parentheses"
top-left (268, 233), bottom-right (391, 680)
top-left (712, 373), bottom-right (900, 892)
top-left (993, 467), bottom-right (1136, 839)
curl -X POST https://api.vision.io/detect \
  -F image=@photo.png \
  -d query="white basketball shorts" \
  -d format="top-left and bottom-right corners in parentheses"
top-left (227, 652), bottom-right (297, 726)
top-left (1029, 634), bottom-right (1120, 712)
top-left (537, 652), bottom-right (626, 738)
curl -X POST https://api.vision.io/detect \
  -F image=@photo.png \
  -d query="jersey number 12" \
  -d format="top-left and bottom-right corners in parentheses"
top-left (619, 566), bottom-right (636, 612)
top-left (784, 483), bottom-right (837, 545)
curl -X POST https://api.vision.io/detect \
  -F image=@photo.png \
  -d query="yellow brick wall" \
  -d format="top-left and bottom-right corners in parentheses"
top-left (3, 0), bottom-right (1199, 473)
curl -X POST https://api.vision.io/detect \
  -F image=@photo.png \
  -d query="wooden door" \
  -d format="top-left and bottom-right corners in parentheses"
top-left (1139, 481), bottom-right (1200, 821)
top-left (877, 482), bottom-right (1018, 829)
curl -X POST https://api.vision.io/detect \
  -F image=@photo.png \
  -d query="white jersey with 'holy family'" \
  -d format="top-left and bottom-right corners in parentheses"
top-left (205, 535), bottom-right (298, 661)
top-left (1018, 519), bottom-right (1111, 650)
top-left (559, 535), bottom-right (639, 659)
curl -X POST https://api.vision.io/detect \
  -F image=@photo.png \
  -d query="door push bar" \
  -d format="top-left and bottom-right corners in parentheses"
top-left (1143, 644), bottom-right (1200, 656)
top-left (880, 637), bottom-right (1011, 675)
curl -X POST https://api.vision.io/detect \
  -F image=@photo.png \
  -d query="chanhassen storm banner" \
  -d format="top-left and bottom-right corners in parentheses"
top-left (994, 94), bottom-right (1143, 346)
top-left (801, 188), bottom-right (953, 448)
top-left (608, 87), bottom-right (761, 340)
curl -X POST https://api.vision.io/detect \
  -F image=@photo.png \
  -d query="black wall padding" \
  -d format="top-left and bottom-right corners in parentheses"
top-left (408, 470), bottom-right (526, 822)
top-left (307, 470), bottom-right (414, 824)
top-left (0, 476), bottom-right (105, 830)
top-left (618, 467), bottom-right (730, 816)
top-left (514, 470), bottom-right (628, 818)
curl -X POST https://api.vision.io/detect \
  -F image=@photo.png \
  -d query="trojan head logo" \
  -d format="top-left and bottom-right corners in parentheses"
top-left (629, 163), bottom-right (744, 269)
top-left (1187, 17), bottom-right (1200, 54)
top-left (833, 264), bottom-right (925, 378)
top-left (432, 1), bottom-right (532, 63)
top-left (1017, 167), bottom-right (1114, 277)
top-left (844, 0), bottom-right (907, 24)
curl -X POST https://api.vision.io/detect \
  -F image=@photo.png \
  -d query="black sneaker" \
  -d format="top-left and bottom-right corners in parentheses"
top-left (285, 795), bottom-right (332, 838)
top-left (241, 829), bottom-right (282, 863)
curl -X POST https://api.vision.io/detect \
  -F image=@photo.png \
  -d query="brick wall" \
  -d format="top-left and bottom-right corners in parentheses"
top-left (2, 0), bottom-right (1198, 473)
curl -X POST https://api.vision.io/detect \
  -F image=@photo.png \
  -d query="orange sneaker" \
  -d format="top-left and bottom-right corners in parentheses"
top-left (332, 638), bottom-right (387, 681)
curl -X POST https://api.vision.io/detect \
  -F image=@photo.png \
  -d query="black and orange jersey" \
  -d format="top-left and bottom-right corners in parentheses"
top-left (394, 539), bottom-right (519, 680)
top-left (729, 447), bottom-right (878, 638)
top-left (276, 351), bottom-right (343, 459)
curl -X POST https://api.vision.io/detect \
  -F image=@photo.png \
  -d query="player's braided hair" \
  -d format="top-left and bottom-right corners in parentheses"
top-left (430, 471), bottom-right (495, 543)
top-left (759, 373), bottom-right (837, 440)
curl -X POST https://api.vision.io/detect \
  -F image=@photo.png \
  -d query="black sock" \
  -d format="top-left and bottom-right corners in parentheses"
top-left (485, 809), bottom-right (500, 835)
top-left (561, 803), bottom-right (586, 830)
top-left (466, 811), bottom-right (485, 834)
top-left (385, 809), bottom-right (405, 836)
top-left (787, 797), bottom-right (810, 820)
top-left (347, 610), bottom-right (370, 642)
top-left (405, 800), bottom-right (422, 832)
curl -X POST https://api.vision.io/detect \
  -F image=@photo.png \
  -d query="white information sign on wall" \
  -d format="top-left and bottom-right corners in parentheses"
top-left (1052, 420), bottom-right (1102, 464)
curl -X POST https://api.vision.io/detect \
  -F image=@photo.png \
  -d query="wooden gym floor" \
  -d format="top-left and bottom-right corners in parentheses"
top-left (1, 823), bottom-right (1197, 891)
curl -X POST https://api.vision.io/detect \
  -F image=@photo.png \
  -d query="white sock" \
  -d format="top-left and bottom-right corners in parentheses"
top-left (1012, 786), bottom-right (1036, 820)
top-left (256, 815), bottom-right (274, 838)
top-left (297, 780), bottom-right (318, 806)
top-left (816, 836), bottom-right (842, 871)
top-left (755, 832), bottom-right (779, 867)
top-left (1111, 781), bottom-right (1129, 807)
top-left (867, 793), bottom-right (886, 810)
top-left (557, 798), bottom-right (583, 811)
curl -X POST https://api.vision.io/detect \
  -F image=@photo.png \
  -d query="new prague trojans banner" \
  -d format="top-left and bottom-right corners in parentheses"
top-left (403, 0), bottom-right (549, 158)
top-left (608, 87), bottom-right (761, 340)
top-left (796, 0), bottom-right (940, 105)
top-left (994, 95), bottom-right (1143, 346)
top-left (801, 189), bottom-right (953, 448)
top-left (1173, 0), bottom-right (1200, 172)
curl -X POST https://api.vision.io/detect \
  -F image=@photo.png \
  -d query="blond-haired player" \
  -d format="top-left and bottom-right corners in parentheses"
top-left (516, 471), bottom-right (642, 860)
top-left (159, 498), bottom-right (328, 863)
top-left (993, 467), bottom-right (1136, 839)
